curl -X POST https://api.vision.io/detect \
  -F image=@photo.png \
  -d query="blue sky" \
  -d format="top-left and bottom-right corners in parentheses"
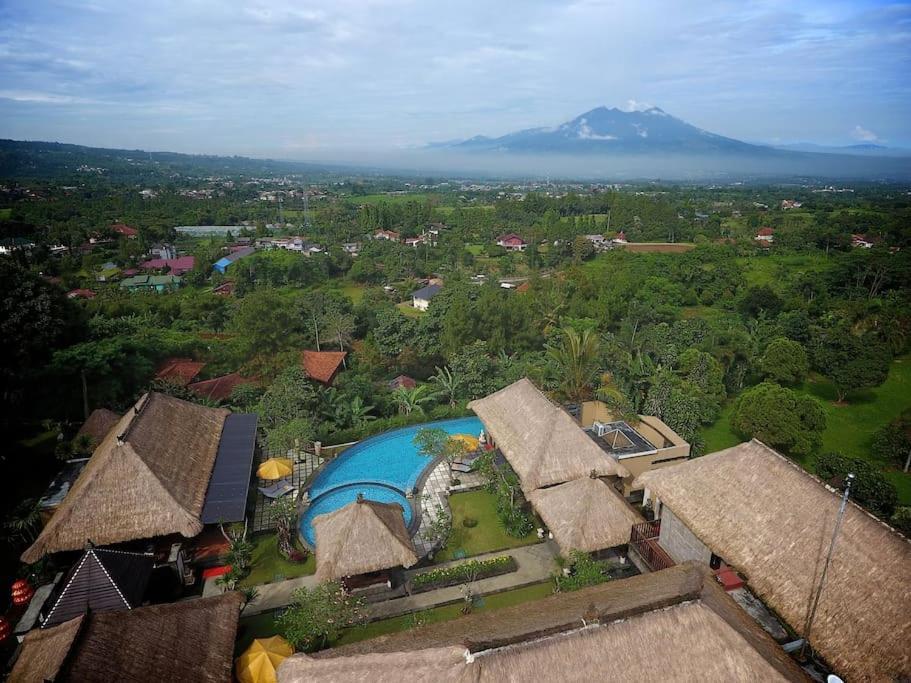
top-left (0, 0), bottom-right (909, 157)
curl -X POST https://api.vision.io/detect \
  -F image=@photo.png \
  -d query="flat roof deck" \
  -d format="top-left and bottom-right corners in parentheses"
top-left (586, 421), bottom-right (657, 459)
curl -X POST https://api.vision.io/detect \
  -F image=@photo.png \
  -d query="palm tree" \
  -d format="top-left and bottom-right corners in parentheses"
top-left (4, 498), bottom-right (42, 545)
top-left (545, 327), bottom-right (601, 403)
top-left (430, 366), bottom-right (460, 408)
top-left (392, 384), bottom-right (437, 415)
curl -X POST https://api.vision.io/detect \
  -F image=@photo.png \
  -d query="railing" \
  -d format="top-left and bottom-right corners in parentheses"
top-left (629, 520), bottom-right (676, 572)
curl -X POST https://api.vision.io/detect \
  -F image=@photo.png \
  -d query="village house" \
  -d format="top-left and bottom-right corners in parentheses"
top-left (411, 284), bottom-right (441, 311)
top-left (851, 233), bottom-right (879, 248)
top-left (213, 246), bottom-right (255, 274)
top-left (755, 227), bottom-right (775, 242)
top-left (374, 229), bottom-right (400, 242)
top-left (780, 199), bottom-right (803, 210)
top-left (388, 374), bottom-right (417, 390)
top-left (154, 357), bottom-right (206, 385)
top-left (495, 233), bottom-right (527, 251)
top-left (111, 223), bottom-right (139, 238)
top-left (140, 255), bottom-right (195, 276)
top-left (119, 274), bottom-right (182, 293)
top-left (634, 440), bottom-right (911, 682)
top-left (612, 230), bottom-right (628, 244)
top-left (66, 289), bottom-right (95, 300)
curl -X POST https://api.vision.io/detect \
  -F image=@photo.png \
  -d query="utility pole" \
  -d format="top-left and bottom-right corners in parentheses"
top-left (799, 473), bottom-right (855, 661)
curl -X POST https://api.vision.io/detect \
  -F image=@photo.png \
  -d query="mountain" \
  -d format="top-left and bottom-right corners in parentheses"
top-left (773, 142), bottom-right (909, 157)
top-left (437, 106), bottom-right (769, 155)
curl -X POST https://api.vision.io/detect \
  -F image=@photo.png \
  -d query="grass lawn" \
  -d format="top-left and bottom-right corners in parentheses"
top-left (340, 282), bottom-right (365, 304)
top-left (435, 491), bottom-right (540, 562)
top-left (465, 244), bottom-right (485, 256)
top-left (736, 253), bottom-right (832, 288)
top-left (334, 581), bottom-right (555, 646)
top-left (240, 533), bottom-right (315, 588)
top-left (396, 301), bottom-right (425, 318)
top-left (699, 357), bottom-right (911, 505)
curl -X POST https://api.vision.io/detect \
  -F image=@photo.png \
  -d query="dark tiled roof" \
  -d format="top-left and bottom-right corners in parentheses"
top-left (411, 284), bottom-right (441, 300)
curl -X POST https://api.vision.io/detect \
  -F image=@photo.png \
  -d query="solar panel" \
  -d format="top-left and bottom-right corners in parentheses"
top-left (201, 413), bottom-right (257, 524)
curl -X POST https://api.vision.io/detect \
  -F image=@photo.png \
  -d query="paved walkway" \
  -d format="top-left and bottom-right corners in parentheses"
top-left (240, 541), bottom-right (558, 618)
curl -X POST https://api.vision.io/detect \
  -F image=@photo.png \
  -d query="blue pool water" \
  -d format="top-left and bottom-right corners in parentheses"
top-left (300, 416), bottom-right (483, 546)
top-left (300, 484), bottom-right (412, 546)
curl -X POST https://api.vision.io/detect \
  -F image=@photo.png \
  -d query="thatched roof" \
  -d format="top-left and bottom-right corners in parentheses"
top-left (278, 563), bottom-right (806, 682)
top-left (313, 498), bottom-right (418, 581)
top-left (23, 393), bottom-right (229, 562)
top-left (528, 476), bottom-right (643, 554)
top-left (468, 378), bottom-right (628, 493)
top-left (75, 408), bottom-right (121, 445)
top-left (636, 439), bottom-right (911, 683)
top-left (10, 592), bottom-right (242, 683)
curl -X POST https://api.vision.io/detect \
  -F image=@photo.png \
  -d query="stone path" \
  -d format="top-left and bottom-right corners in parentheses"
top-left (240, 541), bottom-right (559, 618)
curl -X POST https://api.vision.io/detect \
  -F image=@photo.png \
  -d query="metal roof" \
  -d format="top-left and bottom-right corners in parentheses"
top-left (200, 413), bottom-right (258, 524)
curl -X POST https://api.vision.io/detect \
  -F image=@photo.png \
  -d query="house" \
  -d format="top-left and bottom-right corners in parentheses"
top-left (374, 229), bottom-right (400, 242)
top-left (780, 200), bottom-right (802, 210)
top-left (213, 246), bottom-right (255, 274)
top-left (279, 563), bottom-right (806, 682)
top-left (119, 274), bottom-right (181, 293)
top-left (496, 233), bottom-right (527, 251)
top-left (584, 234), bottom-right (607, 248)
top-left (635, 440), bottom-right (911, 683)
top-left (342, 242), bottom-right (361, 255)
top-left (613, 230), bottom-right (628, 244)
top-left (404, 236), bottom-right (424, 247)
top-left (211, 281), bottom-right (235, 296)
top-left (140, 256), bottom-right (195, 276)
top-left (9, 592), bottom-right (242, 683)
top-left (388, 375), bottom-right (416, 390)
top-left (579, 401), bottom-right (690, 496)
top-left (851, 233), bottom-right (880, 249)
top-left (312, 498), bottom-right (418, 582)
top-left (155, 358), bottom-right (206, 386)
top-left (22, 393), bottom-right (258, 574)
top-left (148, 244), bottom-right (177, 261)
top-left (0, 237), bottom-right (36, 255)
top-left (755, 227), bottom-right (775, 242)
top-left (188, 373), bottom-right (256, 402)
top-left (411, 284), bottom-right (441, 311)
top-left (95, 262), bottom-right (120, 282)
top-left (39, 547), bottom-right (153, 628)
top-left (66, 289), bottom-right (96, 300)
top-left (301, 350), bottom-right (347, 385)
top-left (111, 223), bottom-right (139, 238)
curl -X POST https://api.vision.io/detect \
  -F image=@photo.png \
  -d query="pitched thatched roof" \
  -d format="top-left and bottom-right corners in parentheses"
top-left (636, 439), bottom-right (911, 683)
top-left (279, 563), bottom-right (806, 682)
top-left (23, 393), bottom-right (229, 562)
top-left (10, 592), bottom-right (242, 683)
top-left (75, 408), bottom-right (120, 445)
top-left (468, 378), bottom-right (628, 493)
top-left (313, 498), bottom-right (418, 581)
top-left (528, 476), bottom-right (643, 554)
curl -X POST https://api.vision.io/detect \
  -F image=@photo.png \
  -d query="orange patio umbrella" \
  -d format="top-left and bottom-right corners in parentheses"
top-left (236, 635), bottom-right (294, 683)
top-left (257, 458), bottom-right (293, 480)
top-left (450, 433), bottom-right (480, 452)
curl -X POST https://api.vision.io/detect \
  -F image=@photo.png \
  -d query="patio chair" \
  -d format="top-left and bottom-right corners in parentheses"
top-left (451, 462), bottom-right (472, 474)
top-left (258, 478), bottom-right (294, 499)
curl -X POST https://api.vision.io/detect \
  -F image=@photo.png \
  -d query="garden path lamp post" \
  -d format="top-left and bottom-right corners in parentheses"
top-left (799, 473), bottom-right (854, 662)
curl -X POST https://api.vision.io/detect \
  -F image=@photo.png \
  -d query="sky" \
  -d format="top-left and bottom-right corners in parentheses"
top-left (1, 0), bottom-right (909, 159)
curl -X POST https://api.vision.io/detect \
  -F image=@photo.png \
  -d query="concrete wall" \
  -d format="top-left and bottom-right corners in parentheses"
top-left (658, 506), bottom-right (712, 565)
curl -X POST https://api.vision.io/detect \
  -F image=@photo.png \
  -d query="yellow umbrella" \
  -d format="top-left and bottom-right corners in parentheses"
top-left (450, 433), bottom-right (479, 452)
top-left (236, 636), bottom-right (293, 683)
top-left (257, 458), bottom-right (293, 480)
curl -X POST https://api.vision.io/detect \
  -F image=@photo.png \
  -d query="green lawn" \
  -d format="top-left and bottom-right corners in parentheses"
top-left (240, 533), bottom-right (315, 588)
top-left (396, 301), bottom-right (425, 318)
top-left (466, 244), bottom-right (485, 256)
top-left (347, 193), bottom-right (440, 205)
top-left (435, 491), bottom-right (540, 562)
top-left (736, 253), bottom-right (832, 288)
top-left (699, 358), bottom-right (911, 504)
top-left (334, 581), bottom-right (555, 646)
top-left (0, 208), bottom-right (12, 219)
top-left (340, 282), bottom-right (365, 304)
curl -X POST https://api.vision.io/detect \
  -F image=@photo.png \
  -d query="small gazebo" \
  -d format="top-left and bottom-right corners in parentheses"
top-left (313, 498), bottom-right (418, 583)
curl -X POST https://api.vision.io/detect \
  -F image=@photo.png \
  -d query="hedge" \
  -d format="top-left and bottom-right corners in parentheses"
top-left (411, 555), bottom-right (516, 592)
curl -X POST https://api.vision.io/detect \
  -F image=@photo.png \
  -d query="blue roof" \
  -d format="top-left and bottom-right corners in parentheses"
top-left (412, 284), bottom-right (442, 300)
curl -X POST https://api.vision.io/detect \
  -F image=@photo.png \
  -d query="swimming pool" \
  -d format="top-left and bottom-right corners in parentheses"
top-left (300, 416), bottom-right (483, 546)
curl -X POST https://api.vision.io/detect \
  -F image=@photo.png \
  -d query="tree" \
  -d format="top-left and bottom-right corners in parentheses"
top-left (3, 498), bottom-right (42, 545)
top-left (271, 497), bottom-right (299, 559)
top-left (392, 384), bottom-right (436, 415)
top-left (759, 337), bottom-right (808, 385)
top-left (429, 366), bottom-right (460, 407)
top-left (812, 327), bottom-right (891, 403)
top-left (545, 327), bottom-right (601, 403)
top-left (420, 499), bottom-right (452, 550)
top-left (323, 311), bottom-right (356, 356)
top-left (413, 427), bottom-right (464, 467)
top-left (267, 418), bottom-right (315, 454)
top-left (730, 382), bottom-right (826, 457)
top-left (738, 285), bottom-right (783, 319)
top-left (256, 367), bottom-right (319, 430)
top-left (815, 452), bottom-right (898, 516)
top-left (871, 410), bottom-right (911, 472)
top-left (232, 288), bottom-right (298, 355)
top-left (277, 582), bottom-right (365, 651)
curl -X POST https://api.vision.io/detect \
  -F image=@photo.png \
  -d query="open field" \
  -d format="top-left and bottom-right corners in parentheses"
top-left (345, 193), bottom-right (442, 205)
top-left (736, 253), bottom-right (833, 287)
top-left (436, 490), bottom-right (541, 562)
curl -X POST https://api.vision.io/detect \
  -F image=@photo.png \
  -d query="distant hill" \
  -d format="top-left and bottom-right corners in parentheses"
top-left (773, 142), bottom-right (910, 157)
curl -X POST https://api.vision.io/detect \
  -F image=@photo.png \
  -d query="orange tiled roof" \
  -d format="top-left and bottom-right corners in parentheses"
top-left (188, 373), bottom-right (255, 402)
top-left (154, 358), bottom-right (206, 386)
top-left (301, 350), bottom-right (347, 384)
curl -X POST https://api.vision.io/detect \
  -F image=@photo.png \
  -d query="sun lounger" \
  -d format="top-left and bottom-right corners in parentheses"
top-left (451, 463), bottom-right (472, 473)
top-left (258, 479), bottom-right (294, 499)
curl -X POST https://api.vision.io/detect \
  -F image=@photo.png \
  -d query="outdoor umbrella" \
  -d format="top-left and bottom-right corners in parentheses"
top-left (450, 433), bottom-right (480, 451)
top-left (236, 636), bottom-right (293, 683)
top-left (257, 458), bottom-right (293, 480)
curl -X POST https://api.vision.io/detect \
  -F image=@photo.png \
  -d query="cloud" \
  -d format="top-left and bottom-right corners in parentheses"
top-left (622, 99), bottom-right (655, 112)
top-left (851, 125), bottom-right (879, 143)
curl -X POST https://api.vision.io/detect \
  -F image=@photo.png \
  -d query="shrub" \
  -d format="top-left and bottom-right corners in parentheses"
top-left (815, 452), bottom-right (898, 516)
top-left (462, 517), bottom-right (478, 528)
top-left (891, 507), bottom-right (911, 536)
top-left (553, 551), bottom-right (612, 592)
top-left (411, 555), bottom-right (516, 592)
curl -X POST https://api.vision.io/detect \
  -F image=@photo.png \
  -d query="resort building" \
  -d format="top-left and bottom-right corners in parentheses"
top-left (278, 563), bottom-right (806, 682)
top-left (635, 440), bottom-right (911, 682)
top-left (9, 592), bottom-right (242, 683)
top-left (301, 350), bottom-right (347, 385)
top-left (22, 393), bottom-right (258, 589)
top-left (411, 284), bottom-right (441, 311)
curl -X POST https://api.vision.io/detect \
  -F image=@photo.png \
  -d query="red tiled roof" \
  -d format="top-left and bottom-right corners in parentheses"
top-left (756, 227), bottom-right (775, 236)
top-left (516, 282), bottom-right (531, 294)
top-left (389, 375), bottom-right (416, 390)
top-left (301, 350), bottom-right (347, 385)
top-left (154, 358), bottom-right (206, 386)
top-left (212, 281), bottom-right (235, 296)
top-left (188, 373), bottom-right (255, 402)
top-left (112, 223), bottom-right (139, 237)
top-left (497, 233), bottom-right (526, 244)
top-left (67, 289), bottom-right (96, 299)
top-left (140, 256), bottom-right (195, 276)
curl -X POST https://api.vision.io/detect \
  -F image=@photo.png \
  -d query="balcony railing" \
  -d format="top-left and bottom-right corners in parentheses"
top-left (630, 520), bottom-right (675, 572)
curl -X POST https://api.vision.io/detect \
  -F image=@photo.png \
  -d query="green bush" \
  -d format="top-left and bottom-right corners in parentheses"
top-left (462, 517), bottom-right (478, 528)
top-left (553, 551), bottom-right (612, 592)
top-left (891, 507), bottom-right (911, 536)
top-left (411, 555), bottom-right (516, 591)
top-left (814, 451), bottom-right (898, 516)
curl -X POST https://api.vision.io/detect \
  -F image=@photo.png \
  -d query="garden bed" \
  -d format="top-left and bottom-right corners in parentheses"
top-left (410, 555), bottom-right (517, 593)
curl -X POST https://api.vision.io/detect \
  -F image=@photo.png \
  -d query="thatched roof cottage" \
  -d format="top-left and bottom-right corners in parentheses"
top-left (313, 498), bottom-right (419, 582)
top-left (9, 592), bottom-right (242, 683)
top-left (23, 392), bottom-right (257, 564)
top-left (468, 378), bottom-right (628, 494)
top-left (635, 439), bottom-right (911, 682)
top-left (278, 563), bottom-right (806, 682)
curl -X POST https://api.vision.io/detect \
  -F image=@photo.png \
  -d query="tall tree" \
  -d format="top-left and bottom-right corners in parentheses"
top-left (545, 327), bottom-right (601, 403)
